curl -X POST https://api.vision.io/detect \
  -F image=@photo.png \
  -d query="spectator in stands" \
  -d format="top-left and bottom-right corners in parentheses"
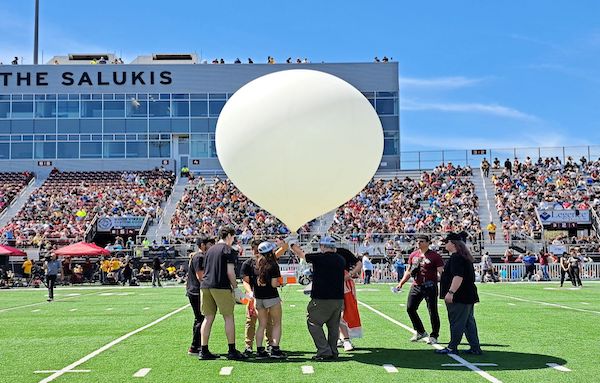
top-left (481, 158), bottom-right (490, 177)
top-left (486, 222), bottom-right (496, 243)
top-left (492, 158), bottom-right (501, 169)
top-left (234, 58), bottom-right (241, 64)
top-left (122, 260), bottom-right (133, 286)
top-left (504, 159), bottom-right (512, 175)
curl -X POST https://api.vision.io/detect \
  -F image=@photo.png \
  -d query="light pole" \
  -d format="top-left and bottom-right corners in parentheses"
top-left (34, 0), bottom-right (39, 64)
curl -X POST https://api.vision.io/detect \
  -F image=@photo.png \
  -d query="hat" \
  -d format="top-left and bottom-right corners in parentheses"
top-left (442, 232), bottom-right (467, 243)
top-left (319, 236), bottom-right (336, 248)
top-left (258, 241), bottom-right (276, 254)
top-left (415, 234), bottom-right (430, 242)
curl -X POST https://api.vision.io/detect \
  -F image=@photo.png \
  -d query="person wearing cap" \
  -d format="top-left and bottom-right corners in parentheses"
top-left (241, 241), bottom-right (286, 359)
top-left (395, 234), bottom-right (444, 344)
top-left (436, 232), bottom-right (482, 355)
top-left (43, 253), bottom-right (63, 302)
top-left (289, 236), bottom-right (346, 361)
top-left (186, 235), bottom-right (215, 356)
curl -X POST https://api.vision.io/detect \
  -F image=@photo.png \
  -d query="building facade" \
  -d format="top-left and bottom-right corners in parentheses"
top-left (0, 62), bottom-right (399, 174)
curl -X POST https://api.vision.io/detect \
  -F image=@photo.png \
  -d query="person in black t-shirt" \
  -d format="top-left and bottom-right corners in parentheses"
top-left (290, 236), bottom-right (346, 361)
top-left (436, 232), bottom-right (482, 355)
top-left (152, 257), bottom-right (163, 287)
top-left (241, 241), bottom-right (286, 359)
top-left (186, 235), bottom-right (214, 356)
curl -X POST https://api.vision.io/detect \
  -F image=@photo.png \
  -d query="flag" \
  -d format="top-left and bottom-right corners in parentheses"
top-left (342, 272), bottom-right (362, 338)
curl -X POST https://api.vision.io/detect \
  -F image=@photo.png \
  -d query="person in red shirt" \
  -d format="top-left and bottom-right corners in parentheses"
top-left (396, 235), bottom-right (444, 344)
top-left (539, 251), bottom-right (550, 281)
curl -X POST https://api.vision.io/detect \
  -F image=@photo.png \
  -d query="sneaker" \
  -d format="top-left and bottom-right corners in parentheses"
top-left (463, 348), bottom-right (483, 355)
top-left (227, 349), bottom-right (249, 360)
top-left (410, 332), bottom-right (428, 342)
top-left (243, 347), bottom-right (253, 357)
top-left (427, 337), bottom-right (438, 345)
top-left (188, 347), bottom-right (199, 356)
top-left (311, 355), bottom-right (335, 361)
top-left (255, 349), bottom-right (270, 359)
top-left (269, 348), bottom-right (288, 359)
top-left (434, 347), bottom-right (456, 355)
top-left (198, 351), bottom-right (220, 360)
top-left (266, 344), bottom-right (273, 354)
top-left (47, 298), bottom-right (53, 302)
top-left (336, 339), bottom-right (343, 348)
top-left (343, 340), bottom-right (354, 351)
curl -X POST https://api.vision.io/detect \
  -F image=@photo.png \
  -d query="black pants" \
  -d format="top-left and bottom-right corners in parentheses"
top-left (446, 302), bottom-right (480, 351)
top-left (364, 270), bottom-right (372, 284)
top-left (560, 269), bottom-right (570, 286)
top-left (47, 275), bottom-right (57, 299)
top-left (570, 266), bottom-right (582, 286)
top-left (524, 265), bottom-right (536, 281)
top-left (188, 294), bottom-right (204, 350)
top-left (406, 284), bottom-right (440, 338)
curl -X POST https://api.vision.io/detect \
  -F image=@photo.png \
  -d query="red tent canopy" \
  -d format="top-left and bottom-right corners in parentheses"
top-left (0, 244), bottom-right (27, 257)
top-left (54, 242), bottom-right (111, 257)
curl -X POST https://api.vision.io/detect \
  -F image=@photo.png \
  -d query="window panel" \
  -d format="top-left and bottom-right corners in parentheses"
top-left (149, 100), bottom-right (170, 117)
top-left (190, 101), bottom-right (208, 117)
top-left (126, 119), bottom-right (147, 133)
top-left (171, 119), bottom-right (189, 133)
top-left (209, 100), bottom-right (226, 117)
top-left (126, 141), bottom-right (148, 158)
top-left (149, 141), bottom-right (170, 158)
top-left (127, 99), bottom-right (148, 117)
top-left (57, 101), bottom-right (79, 118)
top-left (0, 103), bottom-right (10, 118)
top-left (103, 142), bottom-right (125, 158)
top-left (34, 120), bottom-right (56, 134)
top-left (58, 119), bottom-right (79, 134)
top-left (104, 100), bottom-right (125, 117)
top-left (57, 142), bottom-right (79, 158)
top-left (376, 99), bottom-right (396, 115)
top-left (149, 119), bottom-right (171, 133)
top-left (80, 141), bottom-right (102, 158)
top-left (35, 101), bottom-right (57, 118)
top-left (80, 119), bottom-right (102, 134)
top-left (11, 120), bottom-right (34, 134)
top-left (11, 102), bottom-right (34, 118)
top-left (11, 142), bottom-right (33, 159)
top-left (34, 141), bottom-right (56, 159)
top-left (172, 101), bottom-right (189, 117)
top-left (104, 119), bottom-right (125, 133)
top-left (81, 101), bottom-right (103, 117)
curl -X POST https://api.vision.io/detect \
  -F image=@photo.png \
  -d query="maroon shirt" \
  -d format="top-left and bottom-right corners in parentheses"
top-left (539, 253), bottom-right (549, 265)
top-left (408, 249), bottom-right (444, 286)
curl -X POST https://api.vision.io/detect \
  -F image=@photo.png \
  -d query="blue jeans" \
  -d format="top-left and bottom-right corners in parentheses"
top-left (395, 267), bottom-right (405, 282)
top-left (541, 265), bottom-right (549, 280)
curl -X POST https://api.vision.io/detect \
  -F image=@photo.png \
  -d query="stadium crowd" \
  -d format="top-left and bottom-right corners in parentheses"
top-left (0, 172), bottom-right (33, 215)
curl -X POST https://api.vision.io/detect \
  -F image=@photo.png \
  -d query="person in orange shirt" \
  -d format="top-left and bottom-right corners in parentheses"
top-left (22, 257), bottom-right (33, 281)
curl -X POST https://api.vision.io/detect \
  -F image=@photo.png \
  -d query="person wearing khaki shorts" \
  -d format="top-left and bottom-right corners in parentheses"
top-left (200, 288), bottom-right (235, 316)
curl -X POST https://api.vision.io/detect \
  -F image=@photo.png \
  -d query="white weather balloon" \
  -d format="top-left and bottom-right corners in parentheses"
top-left (216, 69), bottom-right (383, 232)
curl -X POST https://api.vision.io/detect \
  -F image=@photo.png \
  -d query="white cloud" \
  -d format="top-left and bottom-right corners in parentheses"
top-left (399, 76), bottom-right (483, 89)
top-left (400, 99), bottom-right (540, 122)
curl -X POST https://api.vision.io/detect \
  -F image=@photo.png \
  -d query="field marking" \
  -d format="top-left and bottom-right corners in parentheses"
top-left (106, 308), bottom-right (114, 311)
top-left (358, 301), bottom-right (502, 383)
top-left (481, 292), bottom-right (600, 315)
top-left (290, 304), bottom-right (296, 307)
top-left (219, 367), bottom-right (233, 376)
top-left (383, 364), bottom-right (399, 373)
top-left (143, 307), bottom-right (150, 310)
top-left (443, 363), bottom-right (498, 367)
top-left (37, 303), bottom-right (190, 383)
top-left (32, 309), bottom-right (41, 312)
top-left (301, 365), bottom-right (314, 374)
top-left (0, 291), bottom-right (100, 314)
top-left (34, 370), bottom-right (90, 374)
top-left (507, 303), bottom-right (516, 306)
top-left (133, 368), bottom-right (151, 377)
top-left (580, 302), bottom-right (590, 305)
top-left (546, 363), bottom-right (571, 372)
top-left (69, 309), bottom-right (78, 312)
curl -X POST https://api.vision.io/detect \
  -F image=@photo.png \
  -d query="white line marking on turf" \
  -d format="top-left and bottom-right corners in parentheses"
top-left (481, 292), bottom-right (600, 315)
top-left (546, 363), bottom-right (571, 372)
top-left (106, 308), bottom-right (113, 311)
top-left (143, 307), bottom-right (150, 310)
top-left (358, 301), bottom-right (502, 383)
top-left (0, 291), bottom-right (101, 314)
top-left (34, 370), bottom-right (90, 374)
top-left (133, 368), bottom-right (151, 377)
top-left (32, 309), bottom-right (41, 312)
top-left (581, 302), bottom-right (590, 305)
top-left (301, 366), bottom-right (314, 374)
top-left (69, 309), bottom-right (78, 312)
top-left (383, 364), bottom-right (399, 373)
top-left (507, 303), bottom-right (516, 306)
top-left (219, 367), bottom-right (233, 376)
top-left (443, 363), bottom-right (498, 367)
top-left (37, 304), bottom-right (190, 383)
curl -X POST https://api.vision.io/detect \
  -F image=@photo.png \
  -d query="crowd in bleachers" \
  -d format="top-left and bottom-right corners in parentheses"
top-left (170, 177), bottom-right (309, 241)
top-left (0, 169), bottom-right (175, 247)
top-left (492, 156), bottom-right (600, 239)
top-left (0, 172), bottom-right (33, 215)
top-left (329, 164), bottom-right (480, 241)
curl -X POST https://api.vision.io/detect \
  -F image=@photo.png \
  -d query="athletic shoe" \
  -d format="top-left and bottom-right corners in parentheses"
top-left (227, 350), bottom-right (249, 360)
top-left (311, 355), bottom-right (336, 361)
top-left (47, 298), bottom-right (53, 302)
top-left (336, 339), bottom-right (343, 348)
top-left (255, 349), bottom-right (270, 359)
top-left (269, 348), bottom-right (288, 359)
top-left (187, 347), bottom-right (199, 356)
top-left (410, 332), bottom-right (428, 342)
top-left (434, 347), bottom-right (456, 355)
top-left (243, 347), bottom-right (253, 357)
top-left (427, 337), bottom-right (438, 345)
top-left (343, 340), bottom-right (354, 351)
top-left (463, 348), bottom-right (483, 355)
top-left (266, 344), bottom-right (273, 353)
top-left (198, 351), bottom-right (220, 360)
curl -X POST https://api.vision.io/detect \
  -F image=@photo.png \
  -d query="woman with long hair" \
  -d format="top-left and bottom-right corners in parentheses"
top-left (242, 241), bottom-right (286, 359)
top-left (436, 232), bottom-right (482, 355)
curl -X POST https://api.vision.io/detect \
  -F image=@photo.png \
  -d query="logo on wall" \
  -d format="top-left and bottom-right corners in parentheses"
top-left (97, 217), bottom-right (113, 231)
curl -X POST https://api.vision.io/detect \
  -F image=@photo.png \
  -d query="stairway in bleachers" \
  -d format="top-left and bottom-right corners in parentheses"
top-left (146, 176), bottom-right (188, 241)
top-left (472, 167), bottom-right (508, 255)
top-left (0, 175), bottom-right (46, 229)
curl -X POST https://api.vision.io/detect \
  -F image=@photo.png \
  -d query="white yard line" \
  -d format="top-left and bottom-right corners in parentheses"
top-left (133, 368), bottom-right (152, 377)
top-left (0, 291), bottom-right (100, 314)
top-left (443, 363), bottom-right (498, 367)
top-left (546, 363), bottom-right (571, 372)
top-left (34, 370), bottom-right (90, 374)
top-left (481, 292), bottom-right (600, 315)
top-left (383, 364), bottom-right (399, 373)
top-left (301, 365), bottom-right (314, 374)
top-left (37, 304), bottom-right (189, 383)
top-left (219, 367), bottom-right (233, 376)
top-left (358, 301), bottom-right (502, 383)
top-left (69, 309), bottom-right (78, 312)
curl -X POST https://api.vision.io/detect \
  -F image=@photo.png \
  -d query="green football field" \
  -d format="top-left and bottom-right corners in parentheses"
top-left (1, 281), bottom-right (599, 383)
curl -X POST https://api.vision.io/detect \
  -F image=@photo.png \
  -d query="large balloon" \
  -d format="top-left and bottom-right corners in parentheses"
top-left (216, 69), bottom-right (383, 232)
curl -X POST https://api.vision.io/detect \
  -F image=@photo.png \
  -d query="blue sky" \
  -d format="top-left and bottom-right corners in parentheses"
top-left (1, 0), bottom-right (599, 152)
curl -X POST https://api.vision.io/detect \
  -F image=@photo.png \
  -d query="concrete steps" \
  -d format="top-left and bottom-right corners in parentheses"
top-left (145, 177), bottom-right (188, 241)
top-left (0, 175), bottom-right (47, 228)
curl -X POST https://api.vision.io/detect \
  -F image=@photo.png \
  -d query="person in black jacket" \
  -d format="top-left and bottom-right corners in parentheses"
top-left (436, 232), bottom-right (482, 355)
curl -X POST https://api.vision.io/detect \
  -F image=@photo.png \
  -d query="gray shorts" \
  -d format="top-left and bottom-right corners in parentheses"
top-left (255, 297), bottom-right (281, 310)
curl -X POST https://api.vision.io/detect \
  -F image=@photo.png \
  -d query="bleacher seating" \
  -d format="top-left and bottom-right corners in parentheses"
top-left (0, 172), bottom-right (33, 215)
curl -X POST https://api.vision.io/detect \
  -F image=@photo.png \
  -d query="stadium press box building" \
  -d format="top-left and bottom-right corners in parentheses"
top-left (0, 54), bottom-right (399, 175)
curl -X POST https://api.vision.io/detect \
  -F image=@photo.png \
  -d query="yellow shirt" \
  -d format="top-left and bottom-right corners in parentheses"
top-left (110, 260), bottom-right (121, 271)
top-left (22, 260), bottom-right (33, 274)
top-left (167, 266), bottom-right (176, 274)
top-left (487, 223), bottom-right (497, 233)
top-left (101, 260), bottom-right (111, 272)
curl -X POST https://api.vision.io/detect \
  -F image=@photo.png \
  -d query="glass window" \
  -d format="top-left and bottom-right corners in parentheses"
top-left (173, 93), bottom-right (189, 100)
top-left (171, 119), bottom-right (189, 133)
top-left (376, 91), bottom-right (397, 97)
top-left (126, 141), bottom-right (148, 158)
top-left (81, 141), bottom-right (102, 158)
top-left (208, 119), bottom-right (217, 132)
top-left (191, 118), bottom-right (208, 132)
top-left (103, 142), bottom-right (125, 158)
top-left (376, 99), bottom-right (396, 115)
top-left (102, 94), bottom-right (114, 100)
top-left (57, 101), bottom-right (79, 118)
top-left (115, 134), bottom-right (125, 140)
top-left (127, 99), bottom-right (147, 117)
top-left (58, 119), bottom-right (79, 133)
top-left (34, 120), bottom-right (56, 134)
top-left (191, 139), bottom-right (209, 158)
top-left (126, 134), bottom-right (137, 141)
top-left (149, 119), bottom-right (171, 133)
top-left (126, 119), bottom-right (147, 133)
top-left (104, 119), bottom-right (125, 133)
top-left (81, 101), bottom-right (103, 117)
top-left (11, 102), bottom-right (34, 118)
top-left (34, 141), bottom-right (56, 159)
top-left (0, 143), bottom-right (9, 159)
top-left (209, 100), bottom-right (226, 117)
top-left (380, 116), bottom-right (398, 131)
top-left (35, 94), bottom-right (45, 101)
top-left (190, 93), bottom-right (207, 100)
top-left (80, 135), bottom-right (91, 141)
top-left (149, 101), bottom-right (170, 117)
top-left (0, 95), bottom-right (10, 100)
top-left (209, 93), bottom-right (227, 100)
top-left (80, 119), bottom-right (101, 134)
top-left (11, 120), bottom-right (34, 134)
top-left (114, 94), bottom-right (125, 100)
top-left (159, 94), bottom-right (170, 100)
top-left (35, 101), bottom-right (57, 118)
top-left (0, 103), bottom-right (10, 118)
top-left (0, 121), bottom-right (9, 133)
top-left (68, 94), bottom-right (79, 100)
top-left (68, 134), bottom-right (79, 141)
top-left (190, 101), bottom-right (208, 117)
top-left (11, 142), bottom-right (32, 159)
top-left (149, 141), bottom-right (170, 157)
top-left (57, 142), bottom-right (79, 158)
top-left (47, 94), bottom-right (56, 100)
top-left (23, 135), bottom-right (34, 141)
top-left (104, 100), bottom-right (125, 117)
top-left (172, 101), bottom-right (189, 117)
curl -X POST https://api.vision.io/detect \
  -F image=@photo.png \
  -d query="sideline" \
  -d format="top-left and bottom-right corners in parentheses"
top-left (0, 291), bottom-right (102, 314)
top-left (480, 292), bottom-right (600, 315)
top-left (37, 304), bottom-right (190, 383)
